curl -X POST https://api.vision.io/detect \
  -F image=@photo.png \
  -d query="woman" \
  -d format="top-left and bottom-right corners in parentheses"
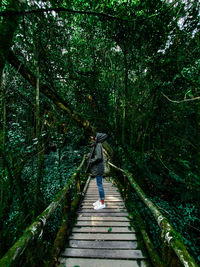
top-left (86, 133), bottom-right (107, 210)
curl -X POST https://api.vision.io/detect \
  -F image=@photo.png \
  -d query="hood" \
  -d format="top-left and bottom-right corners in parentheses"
top-left (96, 133), bottom-right (107, 143)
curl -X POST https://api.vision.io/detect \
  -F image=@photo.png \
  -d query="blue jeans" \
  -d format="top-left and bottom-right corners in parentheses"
top-left (96, 176), bottom-right (105, 200)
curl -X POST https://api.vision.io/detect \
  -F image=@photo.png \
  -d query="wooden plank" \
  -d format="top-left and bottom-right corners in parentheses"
top-left (82, 203), bottom-right (124, 207)
top-left (85, 193), bottom-right (121, 196)
top-left (77, 216), bottom-right (130, 221)
top-left (72, 226), bottom-right (133, 233)
top-left (89, 184), bottom-right (113, 187)
top-left (87, 191), bottom-right (117, 194)
top-left (86, 193), bottom-right (119, 195)
top-left (89, 186), bottom-right (116, 188)
top-left (80, 205), bottom-right (125, 209)
top-left (87, 193), bottom-right (120, 195)
top-left (84, 197), bottom-right (123, 201)
top-left (86, 191), bottom-right (120, 193)
top-left (83, 201), bottom-right (124, 204)
top-left (85, 193), bottom-right (120, 196)
top-left (82, 200), bottom-right (124, 203)
top-left (77, 212), bottom-right (129, 217)
top-left (81, 204), bottom-right (125, 207)
top-left (59, 258), bottom-right (149, 267)
top-left (61, 248), bottom-right (145, 259)
top-left (90, 182), bottom-right (114, 184)
top-left (76, 221), bottom-right (130, 227)
top-left (85, 196), bottom-right (122, 199)
top-left (87, 189), bottom-right (117, 191)
top-left (88, 184), bottom-right (116, 186)
top-left (69, 240), bottom-right (138, 249)
top-left (79, 209), bottom-right (127, 213)
top-left (69, 233), bottom-right (137, 240)
top-left (86, 191), bottom-right (118, 193)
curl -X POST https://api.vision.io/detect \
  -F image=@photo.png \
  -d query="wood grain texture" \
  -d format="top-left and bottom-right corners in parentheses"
top-left (76, 221), bottom-right (130, 226)
top-left (58, 178), bottom-right (149, 266)
top-left (68, 240), bottom-right (138, 249)
top-left (77, 212), bottom-right (129, 217)
top-left (77, 216), bottom-right (130, 221)
top-left (59, 258), bottom-right (149, 267)
top-left (79, 208), bottom-right (127, 213)
top-left (80, 204), bottom-right (125, 209)
top-left (70, 233), bottom-right (137, 240)
top-left (72, 226), bottom-right (133, 233)
top-left (61, 248), bottom-right (145, 259)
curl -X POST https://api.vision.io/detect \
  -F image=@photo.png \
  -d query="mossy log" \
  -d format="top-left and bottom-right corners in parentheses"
top-left (108, 162), bottom-right (199, 267)
top-left (140, 229), bottom-right (163, 267)
top-left (0, 156), bottom-right (86, 267)
top-left (50, 175), bottom-right (90, 265)
top-left (113, 173), bottom-right (162, 267)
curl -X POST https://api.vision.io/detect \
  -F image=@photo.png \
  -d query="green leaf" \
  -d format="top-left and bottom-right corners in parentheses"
top-left (108, 227), bottom-right (112, 232)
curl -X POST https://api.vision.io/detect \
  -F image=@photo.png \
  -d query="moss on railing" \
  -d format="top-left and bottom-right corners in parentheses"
top-left (108, 162), bottom-right (199, 267)
top-left (0, 155), bottom-right (87, 267)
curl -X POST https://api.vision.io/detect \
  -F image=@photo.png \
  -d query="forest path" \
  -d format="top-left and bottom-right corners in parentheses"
top-left (59, 178), bottom-right (150, 267)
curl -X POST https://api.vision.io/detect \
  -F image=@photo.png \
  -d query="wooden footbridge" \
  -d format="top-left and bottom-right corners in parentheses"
top-left (59, 178), bottom-right (147, 267)
top-left (0, 155), bottom-right (198, 267)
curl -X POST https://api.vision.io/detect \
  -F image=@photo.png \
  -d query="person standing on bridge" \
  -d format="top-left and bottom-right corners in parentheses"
top-left (86, 133), bottom-right (107, 210)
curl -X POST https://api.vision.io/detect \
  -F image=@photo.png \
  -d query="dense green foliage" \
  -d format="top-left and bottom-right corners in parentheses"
top-left (0, 0), bottom-right (200, 265)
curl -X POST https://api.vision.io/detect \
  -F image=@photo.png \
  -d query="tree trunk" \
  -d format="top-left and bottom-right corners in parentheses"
top-left (122, 46), bottom-right (128, 146)
top-left (58, 147), bottom-right (62, 185)
top-left (7, 51), bottom-right (113, 156)
top-left (0, 0), bottom-right (25, 78)
top-left (34, 63), bottom-right (44, 217)
top-left (7, 50), bottom-right (95, 138)
top-left (1, 70), bottom-right (6, 153)
top-left (121, 99), bottom-right (126, 145)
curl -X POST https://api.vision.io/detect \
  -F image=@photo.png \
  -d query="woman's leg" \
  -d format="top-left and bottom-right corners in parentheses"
top-left (96, 175), bottom-right (105, 203)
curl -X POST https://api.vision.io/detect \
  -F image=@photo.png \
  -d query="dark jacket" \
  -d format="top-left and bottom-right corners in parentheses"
top-left (86, 133), bottom-right (107, 176)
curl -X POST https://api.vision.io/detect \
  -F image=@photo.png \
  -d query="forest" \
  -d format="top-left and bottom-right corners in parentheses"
top-left (0, 0), bottom-right (200, 266)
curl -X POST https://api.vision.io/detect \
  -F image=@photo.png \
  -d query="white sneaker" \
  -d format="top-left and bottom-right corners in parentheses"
top-left (94, 202), bottom-right (106, 210)
top-left (93, 199), bottom-right (101, 206)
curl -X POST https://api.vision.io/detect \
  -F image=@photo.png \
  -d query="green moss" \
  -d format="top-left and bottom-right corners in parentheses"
top-left (0, 156), bottom-right (87, 267)
top-left (109, 163), bottom-right (199, 267)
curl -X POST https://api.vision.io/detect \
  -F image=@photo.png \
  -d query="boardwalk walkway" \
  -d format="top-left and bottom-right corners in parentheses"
top-left (59, 178), bottom-right (149, 267)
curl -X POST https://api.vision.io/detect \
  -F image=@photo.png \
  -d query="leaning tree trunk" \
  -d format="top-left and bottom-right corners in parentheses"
top-left (7, 50), bottom-right (95, 139)
top-left (7, 51), bottom-right (113, 156)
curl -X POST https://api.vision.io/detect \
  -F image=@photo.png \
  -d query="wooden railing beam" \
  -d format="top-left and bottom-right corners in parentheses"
top-left (0, 155), bottom-right (86, 267)
top-left (108, 161), bottom-right (199, 267)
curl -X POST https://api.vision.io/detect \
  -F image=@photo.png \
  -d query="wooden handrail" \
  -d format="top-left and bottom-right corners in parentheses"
top-left (108, 161), bottom-right (198, 267)
top-left (0, 155), bottom-right (87, 267)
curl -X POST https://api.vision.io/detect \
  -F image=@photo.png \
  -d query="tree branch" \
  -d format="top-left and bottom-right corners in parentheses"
top-left (0, 8), bottom-right (135, 22)
top-left (162, 92), bottom-right (200, 103)
top-left (0, 2), bottom-right (178, 22)
top-left (7, 50), bottom-right (95, 137)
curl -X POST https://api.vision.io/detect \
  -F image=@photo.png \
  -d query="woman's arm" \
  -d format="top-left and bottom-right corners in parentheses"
top-left (90, 143), bottom-right (103, 165)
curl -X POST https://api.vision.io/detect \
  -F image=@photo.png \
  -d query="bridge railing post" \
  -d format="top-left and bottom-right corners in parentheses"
top-left (75, 170), bottom-right (81, 194)
top-left (107, 161), bottom-right (199, 267)
top-left (161, 230), bottom-right (182, 267)
top-left (63, 185), bottom-right (72, 220)
top-left (124, 175), bottom-right (131, 201)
